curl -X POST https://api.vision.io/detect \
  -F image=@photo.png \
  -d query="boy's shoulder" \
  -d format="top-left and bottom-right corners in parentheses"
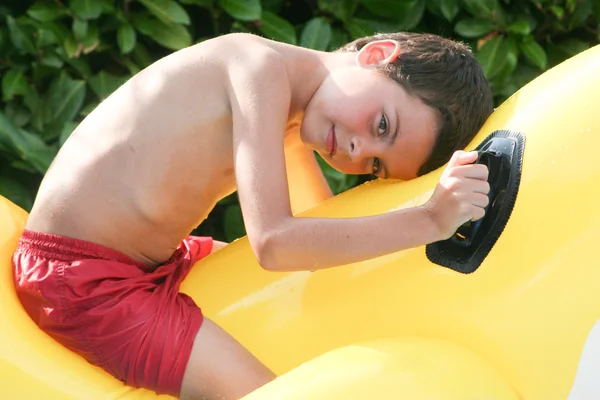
top-left (200, 32), bottom-right (285, 58)
top-left (206, 34), bottom-right (293, 91)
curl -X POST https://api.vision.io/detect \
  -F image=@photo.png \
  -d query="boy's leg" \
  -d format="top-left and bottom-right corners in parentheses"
top-left (180, 317), bottom-right (276, 400)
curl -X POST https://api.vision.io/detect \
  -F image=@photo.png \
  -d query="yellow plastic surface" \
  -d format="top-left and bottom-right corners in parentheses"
top-left (2, 43), bottom-right (600, 399)
top-left (243, 338), bottom-right (519, 400)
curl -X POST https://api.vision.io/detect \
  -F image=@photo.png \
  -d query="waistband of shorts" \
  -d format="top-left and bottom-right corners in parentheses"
top-left (17, 229), bottom-right (150, 269)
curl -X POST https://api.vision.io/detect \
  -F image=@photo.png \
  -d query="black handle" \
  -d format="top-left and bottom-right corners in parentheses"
top-left (449, 138), bottom-right (517, 248)
top-left (425, 130), bottom-right (525, 274)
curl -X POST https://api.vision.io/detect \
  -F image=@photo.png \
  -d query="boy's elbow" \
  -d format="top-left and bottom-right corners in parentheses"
top-left (251, 229), bottom-right (291, 272)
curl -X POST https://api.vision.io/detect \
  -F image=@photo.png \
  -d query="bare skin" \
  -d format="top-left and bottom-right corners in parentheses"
top-left (25, 33), bottom-right (490, 399)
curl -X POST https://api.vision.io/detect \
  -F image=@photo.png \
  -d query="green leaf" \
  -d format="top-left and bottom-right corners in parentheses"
top-left (9, 160), bottom-right (37, 174)
top-left (258, 11), bottom-right (296, 44)
top-left (494, 36), bottom-right (518, 79)
top-left (461, 0), bottom-right (504, 24)
top-left (520, 36), bottom-right (547, 70)
top-left (39, 21), bottom-right (70, 44)
top-left (5, 103), bottom-right (32, 128)
top-left (550, 5), bottom-right (564, 19)
top-left (134, 15), bottom-right (192, 50)
top-left (0, 27), bottom-right (8, 58)
top-left (59, 122), bottom-right (79, 146)
top-left (261, 0), bottom-right (285, 13)
top-left (63, 36), bottom-right (80, 58)
top-left (476, 35), bottom-right (509, 79)
top-left (361, 0), bottom-right (415, 19)
top-left (454, 18), bottom-right (496, 37)
top-left (555, 38), bottom-right (590, 57)
top-left (79, 103), bottom-right (98, 117)
top-left (400, 0), bottom-right (425, 30)
top-left (23, 89), bottom-right (43, 129)
top-left (89, 71), bottom-right (127, 100)
top-left (2, 69), bottom-right (28, 101)
top-left (511, 63), bottom-right (542, 89)
top-left (346, 18), bottom-right (399, 39)
top-left (0, 112), bottom-right (56, 173)
top-left (7, 16), bottom-right (36, 54)
top-left (441, 0), bottom-right (460, 20)
top-left (72, 18), bottom-right (88, 42)
top-left (37, 26), bottom-right (60, 47)
top-left (179, 0), bottom-right (213, 6)
top-left (41, 49), bottom-right (65, 68)
top-left (425, 0), bottom-right (442, 16)
top-left (300, 17), bottom-right (332, 51)
top-left (0, 111), bottom-right (22, 153)
top-left (132, 41), bottom-right (153, 67)
top-left (80, 23), bottom-right (100, 54)
top-left (569, 0), bottom-right (592, 28)
top-left (138, 0), bottom-right (191, 25)
top-left (99, 0), bottom-right (115, 13)
top-left (217, 0), bottom-right (261, 21)
top-left (16, 128), bottom-right (57, 173)
top-left (594, 0), bottom-right (600, 22)
top-left (70, 0), bottom-right (102, 20)
top-left (329, 27), bottom-right (349, 50)
top-left (507, 20), bottom-right (531, 35)
top-left (318, 0), bottom-right (360, 23)
top-left (223, 204), bottom-right (246, 242)
top-left (0, 175), bottom-right (33, 211)
top-left (117, 23), bottom-right (136, 54)
top-left (27, 1), bottom-right (68, 22)
top-left (46, 72), bottom-right (86, 125)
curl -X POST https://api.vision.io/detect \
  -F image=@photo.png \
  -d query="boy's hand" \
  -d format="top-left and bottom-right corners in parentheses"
top-left (424, 150), bottom-right (490, 240)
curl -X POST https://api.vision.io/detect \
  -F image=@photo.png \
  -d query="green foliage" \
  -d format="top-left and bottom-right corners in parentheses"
top-left (0, 0), bottom-right (598, 242)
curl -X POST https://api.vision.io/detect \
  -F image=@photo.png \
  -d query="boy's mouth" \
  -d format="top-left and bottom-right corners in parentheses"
top-left (325, 126), bottom-right (337, 157)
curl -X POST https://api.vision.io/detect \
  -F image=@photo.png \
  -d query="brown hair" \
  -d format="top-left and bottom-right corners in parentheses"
top-left (339, 32), bottom-right (493, 176)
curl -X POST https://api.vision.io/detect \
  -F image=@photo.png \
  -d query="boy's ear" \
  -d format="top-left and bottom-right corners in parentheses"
top-left (355, 40), bottom-right (401, 67)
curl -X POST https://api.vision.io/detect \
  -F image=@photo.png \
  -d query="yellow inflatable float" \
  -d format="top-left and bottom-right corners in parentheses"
top-left (2, 42), bottom-right (600, 400)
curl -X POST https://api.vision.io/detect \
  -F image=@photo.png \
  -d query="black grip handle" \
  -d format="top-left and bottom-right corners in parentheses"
top-left (449, 146), bottom-right (510, 248)
top-left (425, 130), bottom-right (524, 274)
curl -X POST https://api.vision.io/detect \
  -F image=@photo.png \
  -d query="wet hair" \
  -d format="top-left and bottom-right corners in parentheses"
top-left (338, 32), bottom-right (493, 176)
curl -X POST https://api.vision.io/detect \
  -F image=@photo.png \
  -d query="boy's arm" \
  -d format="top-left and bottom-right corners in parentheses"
top-left (284, 132), bottom-right (333, 215)
top-left (229, 52), bottom-right (488, 272)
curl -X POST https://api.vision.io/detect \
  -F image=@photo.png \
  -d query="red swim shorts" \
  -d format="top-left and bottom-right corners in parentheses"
top-left (12, 229), bottom-right (213, 397)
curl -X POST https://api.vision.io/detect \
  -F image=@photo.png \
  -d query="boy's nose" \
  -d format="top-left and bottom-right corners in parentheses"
top-left (349, 136), bottom-right (376, 162)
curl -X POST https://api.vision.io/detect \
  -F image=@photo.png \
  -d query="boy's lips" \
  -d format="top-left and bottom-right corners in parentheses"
top-left (325, 126), bottom-right (337, 157)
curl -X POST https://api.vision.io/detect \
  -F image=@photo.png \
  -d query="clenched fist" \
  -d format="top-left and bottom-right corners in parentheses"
top-left (425, 150), bottom-right (491, 240)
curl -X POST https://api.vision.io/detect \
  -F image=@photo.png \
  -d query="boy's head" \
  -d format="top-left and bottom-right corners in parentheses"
top-left (300, 32), bottom-right (493, 180)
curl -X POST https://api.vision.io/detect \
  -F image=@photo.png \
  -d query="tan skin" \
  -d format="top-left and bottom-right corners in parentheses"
top-left (26, 33), bottom-right (489, 399)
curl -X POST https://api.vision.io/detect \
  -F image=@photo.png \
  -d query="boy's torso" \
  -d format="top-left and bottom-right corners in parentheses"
top-left (26, 34), bottom-right (298, 267)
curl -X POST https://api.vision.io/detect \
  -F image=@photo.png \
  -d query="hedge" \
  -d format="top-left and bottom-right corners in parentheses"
top-left (0, 0), bottom-right (598, 241)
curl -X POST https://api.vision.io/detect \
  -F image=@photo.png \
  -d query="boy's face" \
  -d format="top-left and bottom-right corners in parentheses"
top-left (300, 65), bottom-right (439, 180)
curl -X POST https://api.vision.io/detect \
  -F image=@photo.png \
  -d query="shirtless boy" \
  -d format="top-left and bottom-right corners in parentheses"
top-left (13, 32), bottom-right (493, 399)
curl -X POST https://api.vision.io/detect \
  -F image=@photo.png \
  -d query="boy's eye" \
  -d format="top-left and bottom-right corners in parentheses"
top-left (378, 115), bottom-right (388, 136)
top-left (372, 157), bottom-right (382, 175)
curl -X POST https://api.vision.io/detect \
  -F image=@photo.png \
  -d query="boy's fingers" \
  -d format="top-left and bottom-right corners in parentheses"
top-left (450, 164), bottom-right (489, 180)
top-left (447, 150), bottom-right (478, 169)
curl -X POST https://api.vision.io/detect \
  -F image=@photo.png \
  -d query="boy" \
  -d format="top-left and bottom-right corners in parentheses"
top-left (13, 31), bottom-right (493, 399)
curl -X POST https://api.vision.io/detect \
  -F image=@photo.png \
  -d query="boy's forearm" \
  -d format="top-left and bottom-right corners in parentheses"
top-left (256, 205), bottom-right (441, 272)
